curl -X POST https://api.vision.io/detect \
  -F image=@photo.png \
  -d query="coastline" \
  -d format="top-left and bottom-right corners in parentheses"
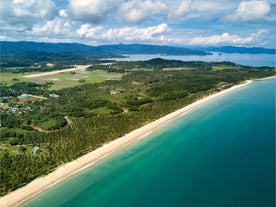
top-left (255, 75), bottom-right (276, 81)
top-left (0, 80), bottom-right (253, 207)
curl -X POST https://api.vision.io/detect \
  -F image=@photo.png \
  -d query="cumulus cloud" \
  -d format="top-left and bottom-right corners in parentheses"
top-left (68, 0), bottom-right (121, 23)
top-left (31, 19), bottom-right (71, 35)
top-left (0, 0), bottom-right (56, 30)
top-left (102, 23), bottom-right (171, 42)
top-left (29, 10), bottom-right (72, 37)
top-left (225, 0), bottom-right (271, 22)
top-left (118, 0), bottom-right (167, 23)
top-left (76, 24), bottom-right (104, 38)
top-left (189, 30), bottom-right (268, 46)
top-left (75, 23), bottom-right (171, 44)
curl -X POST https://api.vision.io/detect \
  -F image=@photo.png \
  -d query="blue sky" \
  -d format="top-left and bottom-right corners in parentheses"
top-left (0, 0), bottom-right (275, 47)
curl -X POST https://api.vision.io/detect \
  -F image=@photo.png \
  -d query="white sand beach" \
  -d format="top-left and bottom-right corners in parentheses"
top-left (0, 80), bottom-right (252, 207)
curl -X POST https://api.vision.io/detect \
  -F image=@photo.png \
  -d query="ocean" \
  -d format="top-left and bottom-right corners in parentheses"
top-left (22, 78), bottom-right (275, 207)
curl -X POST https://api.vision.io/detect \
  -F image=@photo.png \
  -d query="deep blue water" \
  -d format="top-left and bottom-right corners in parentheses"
top-left (103, 53), bottom-right (276, 67)
top-left (22, 78), bottom-right (275, 207)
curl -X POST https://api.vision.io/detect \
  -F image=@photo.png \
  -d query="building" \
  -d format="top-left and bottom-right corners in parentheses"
top-left (32, 147), bottom-right (41, 154)
top-left (49, 94), bottom-right (59, 98)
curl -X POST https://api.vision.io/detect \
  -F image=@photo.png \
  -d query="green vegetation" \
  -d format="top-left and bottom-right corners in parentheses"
top-left (0, 58), bottom-right (275, 195)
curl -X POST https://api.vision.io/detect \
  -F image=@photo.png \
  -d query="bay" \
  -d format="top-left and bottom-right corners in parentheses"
top-left (22, 78), bottom-right (275, 207)
top-left (103, 52), bottom-right (276, 67)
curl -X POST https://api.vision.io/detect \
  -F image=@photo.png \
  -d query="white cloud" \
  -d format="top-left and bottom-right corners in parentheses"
top-left (30, 16), bottom-right (72, 36)
top-left (167, 0), bottom-right (192, 19)
top-left (76, 24), bottom-right (104, 38)
top-left (118, 0), bottom-right (167, 23)
top-left (189, 30), bottom-right (268, 46)
top-left (74, 23), bottom-right (171, 44)
top-left (225, 0), bottom-right (271, 22)
top-left (102, 23), bottom-right (171, 42)
top-left (166, 0), bottom-right (237, 21)
top-left (0, 0), bottom-right (56, 30)
top-left (35, 20), bottom-right (69, 35)
top-left (68, 0), bottom-right (121, 23)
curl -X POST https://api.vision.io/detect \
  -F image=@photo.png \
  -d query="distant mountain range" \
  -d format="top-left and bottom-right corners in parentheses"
top-left (1, 41), bottom-right (275, 56)
top-left (95, 44), bottom-right (210, 55)
top-left (0, 41), bottom-right (209, 56)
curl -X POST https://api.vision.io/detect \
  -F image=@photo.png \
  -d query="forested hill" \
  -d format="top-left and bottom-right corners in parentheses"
top-left (1, 41), bottom-right (96, 54)
top-left (0, 41), bottom-right (210, 56)
top-left (205, 46), bottom-right (276, 54)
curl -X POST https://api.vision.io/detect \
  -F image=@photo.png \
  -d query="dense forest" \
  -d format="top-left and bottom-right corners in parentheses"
top-left (0, 58), bottom-right (275, 195)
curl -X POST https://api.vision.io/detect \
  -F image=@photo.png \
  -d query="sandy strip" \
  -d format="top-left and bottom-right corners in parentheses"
top-left (0, 80), bottom-right (252, 207)
top-left (22, 65), bottom-right (92, 78)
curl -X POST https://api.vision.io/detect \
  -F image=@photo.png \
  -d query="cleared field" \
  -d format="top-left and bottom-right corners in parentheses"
top-left (162, 67), bottom-right (193, 71)
top-left (0, 70), bottom-right (122, 90)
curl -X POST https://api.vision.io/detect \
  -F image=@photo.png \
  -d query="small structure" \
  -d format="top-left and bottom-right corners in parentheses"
top-left (49, 94), bottom-right (59, 98)
top-left (32, 147), bottom-right (41, 154)
top-left (20, 94), bottom-right (29, 99)
top-left (46, 63), bottom-right (55, 67)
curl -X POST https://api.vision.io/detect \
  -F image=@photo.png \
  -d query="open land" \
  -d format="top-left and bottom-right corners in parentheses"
top-left (22, 65), bottom-right (92, 78)
top-left (0, 80), bottom-right (252, 207)
top-left (1, 69), bottom-right (122, 90)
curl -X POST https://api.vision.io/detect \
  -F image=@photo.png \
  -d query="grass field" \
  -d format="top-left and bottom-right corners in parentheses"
top-left (0, 70), bottom-right (122, 90)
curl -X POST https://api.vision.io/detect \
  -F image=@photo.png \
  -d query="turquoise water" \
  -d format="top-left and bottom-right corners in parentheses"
top-left (22, 79), bottom-right (275, 207)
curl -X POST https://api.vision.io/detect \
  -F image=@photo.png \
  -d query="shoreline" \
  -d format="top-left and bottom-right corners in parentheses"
top-left (255, 75), bottom-right (276, 81)
top-left (0, 80), bottom-right (253, 207)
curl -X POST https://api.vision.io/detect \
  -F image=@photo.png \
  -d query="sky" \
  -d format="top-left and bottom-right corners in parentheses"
top-left (0, 0), bottom-right (275, 47)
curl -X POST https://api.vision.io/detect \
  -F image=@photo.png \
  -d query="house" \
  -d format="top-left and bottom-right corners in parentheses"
top-left (9, 107), bottom-right (18, 113)
top-left (32, 147), bottom-right (41, 154)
